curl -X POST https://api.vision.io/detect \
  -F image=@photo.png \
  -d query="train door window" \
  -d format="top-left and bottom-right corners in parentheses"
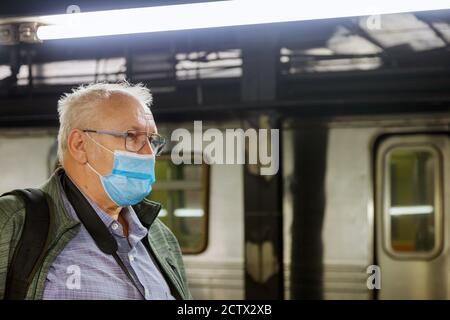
top-left (149, 156), bottom-right (209, 254)
top-left (382, 144), bottom-right (443, 258)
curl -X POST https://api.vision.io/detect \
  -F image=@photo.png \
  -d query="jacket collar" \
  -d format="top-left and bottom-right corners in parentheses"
top-left (133, 199), bottom-right (162, 229)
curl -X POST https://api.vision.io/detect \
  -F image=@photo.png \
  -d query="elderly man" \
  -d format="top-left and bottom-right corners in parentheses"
top-left (0, 82), bottom-right (192, 300)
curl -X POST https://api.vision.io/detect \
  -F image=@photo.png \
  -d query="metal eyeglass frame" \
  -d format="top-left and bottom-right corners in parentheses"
top-left (83, 129), bottom-right (167, 155)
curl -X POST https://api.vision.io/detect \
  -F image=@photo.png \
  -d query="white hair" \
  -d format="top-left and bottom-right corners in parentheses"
top-left (57, 81), bottom-right (153, 164)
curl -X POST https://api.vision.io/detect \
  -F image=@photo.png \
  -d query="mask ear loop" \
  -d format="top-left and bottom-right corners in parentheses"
top-left (85, 161), bottom-right (121, 207)
top-left (86, 162), bottom-right (102, 177)
top-left (85, 132), bottom-right (113, 177)
top-left (85, 132), bottom-right (114, 155)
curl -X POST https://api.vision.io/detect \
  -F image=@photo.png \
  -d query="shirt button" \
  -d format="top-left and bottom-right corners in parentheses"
top-left (128, 254), bottom-right (135, 262)
top-left (111, 223), bottom-right (119, 230)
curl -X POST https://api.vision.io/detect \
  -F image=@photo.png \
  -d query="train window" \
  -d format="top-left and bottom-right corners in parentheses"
top-left (384, 145), bottom-right (442, 257)
top-left (149, 156), bottom-right (209, 254)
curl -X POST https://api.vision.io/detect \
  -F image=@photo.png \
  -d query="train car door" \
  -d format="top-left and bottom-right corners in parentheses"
top-left (376, 134), bottom-right (450, 299)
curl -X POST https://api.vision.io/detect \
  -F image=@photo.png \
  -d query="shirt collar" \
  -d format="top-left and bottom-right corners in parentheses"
top-left (81, 191), bottom-right (149, 243)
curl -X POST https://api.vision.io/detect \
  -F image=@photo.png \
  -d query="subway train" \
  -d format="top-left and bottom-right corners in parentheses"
top-left (1, 111), bottom-right (449, 300)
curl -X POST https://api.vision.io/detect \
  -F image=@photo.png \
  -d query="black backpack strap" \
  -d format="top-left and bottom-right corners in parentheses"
top-left (2, 188), bottom-right (50, 300)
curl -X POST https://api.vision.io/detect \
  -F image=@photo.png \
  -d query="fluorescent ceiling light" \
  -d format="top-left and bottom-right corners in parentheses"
top-left (389, 205), bottom-right (434, 216)
top-left (174, 208), bottom-right (204, 217)
top-left (33, 0), bottom-right (450, 40)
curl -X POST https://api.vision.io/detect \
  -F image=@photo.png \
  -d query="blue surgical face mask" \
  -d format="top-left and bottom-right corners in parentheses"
top-left (86, 134), bottom-right (156, 207)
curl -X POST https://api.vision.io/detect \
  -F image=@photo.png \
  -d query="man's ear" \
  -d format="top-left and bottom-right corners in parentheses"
top-left (67, 129), bottom-right (88, 164)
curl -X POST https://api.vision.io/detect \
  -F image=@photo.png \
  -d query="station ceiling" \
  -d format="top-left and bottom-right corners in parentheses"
top-left (0, 3), bottom-right (449, 124)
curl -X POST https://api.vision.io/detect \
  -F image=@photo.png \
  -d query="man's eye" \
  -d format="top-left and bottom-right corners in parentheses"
top-left (128, 133), bottom-right (138, 140)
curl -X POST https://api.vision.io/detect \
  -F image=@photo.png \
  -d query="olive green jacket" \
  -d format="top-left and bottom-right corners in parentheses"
top-left (0, 168), bottom-right (192, 300)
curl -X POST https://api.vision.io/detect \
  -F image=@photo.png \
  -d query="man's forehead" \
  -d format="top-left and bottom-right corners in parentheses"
top-left (96, 96), bottom-right (156, 131)
top-left (128, 109), bottom-right (156, 132)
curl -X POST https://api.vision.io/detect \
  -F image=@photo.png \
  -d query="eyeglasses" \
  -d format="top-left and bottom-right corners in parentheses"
top-left (83, 129), bottom-right (167, 155)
